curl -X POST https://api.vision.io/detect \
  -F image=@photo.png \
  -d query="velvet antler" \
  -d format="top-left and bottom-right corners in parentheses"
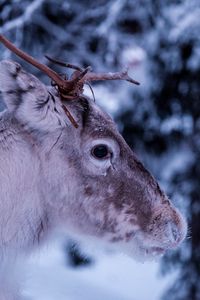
top-left (0, 34), bottom-right (140, 127)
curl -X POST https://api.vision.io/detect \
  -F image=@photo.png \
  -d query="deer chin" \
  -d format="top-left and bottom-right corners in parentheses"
top-left (121, 241), bottom-right (167, 262)
top-left (107, 231), bottom-right (175, 262)
top-left (138, 245), bottom-right (166, 259)
top-left (125, 230), bottom-right (185, 262)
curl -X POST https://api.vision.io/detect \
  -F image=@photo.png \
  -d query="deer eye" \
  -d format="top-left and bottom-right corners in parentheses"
top-left (91, 144), bottom-right (110, 159)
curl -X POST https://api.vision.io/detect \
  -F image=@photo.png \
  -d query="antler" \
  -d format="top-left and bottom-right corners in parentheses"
top-left (80, 70), bottom-right (139, 85)
top-left (0, 34), bottom-right (140, 127)
top-left (45, 56), bottom-right (140, 86)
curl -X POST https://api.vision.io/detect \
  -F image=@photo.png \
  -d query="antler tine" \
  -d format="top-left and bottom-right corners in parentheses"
top-left (71, 66), bottom-right (92, 82)
top-left (80, 69), bottom-right (140, 85)
top-left (45, 55), bottom-right (83, 72)
top-left (57, 66), bottom-right (92, 99)
top-left (0, 35), bottom-right (65, 88)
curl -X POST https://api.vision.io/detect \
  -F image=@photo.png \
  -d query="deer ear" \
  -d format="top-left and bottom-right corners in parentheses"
top-left (0, 60), bottom-right (67, 131)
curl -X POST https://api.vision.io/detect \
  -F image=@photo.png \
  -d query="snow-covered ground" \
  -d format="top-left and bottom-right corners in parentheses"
top-left (23, 236), bottom-right (175, 300)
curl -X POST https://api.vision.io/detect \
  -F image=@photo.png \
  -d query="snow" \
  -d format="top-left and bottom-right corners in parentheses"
top-left (0, 0), bottom-right (45, 34)
top-left (96, 0), bottom-right (125, 36)
top-left (160, 115), bottom-right (193, 135)
top-left (23, 237), bottom-right (175, 300)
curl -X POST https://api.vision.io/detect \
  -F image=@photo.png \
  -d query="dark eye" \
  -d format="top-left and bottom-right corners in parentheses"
top-left (91, 144), bottom-right (110, 159)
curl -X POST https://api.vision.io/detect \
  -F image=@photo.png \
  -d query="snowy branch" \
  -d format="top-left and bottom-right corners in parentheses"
top-left (0, 0), bottom-right (45, 34)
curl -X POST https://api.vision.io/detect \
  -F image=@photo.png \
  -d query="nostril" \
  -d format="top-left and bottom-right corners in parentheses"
top-left (166, 221), bottom-right (183, 246)
top-left (171, 222), bottom-right (179, 242)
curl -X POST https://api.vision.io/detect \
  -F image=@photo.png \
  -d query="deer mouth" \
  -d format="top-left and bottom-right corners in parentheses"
top-left (144, 246), bottom-right (166, 256)
top-left (133, 236), bottom-right (167, 258)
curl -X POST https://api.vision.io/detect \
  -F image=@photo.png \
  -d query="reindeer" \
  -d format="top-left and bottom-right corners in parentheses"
top-left (0, 35), bottom-right (187, 300)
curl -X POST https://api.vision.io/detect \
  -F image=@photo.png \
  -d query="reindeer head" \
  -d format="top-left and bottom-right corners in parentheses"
top-left (0, 36), bottom-right (187, 260)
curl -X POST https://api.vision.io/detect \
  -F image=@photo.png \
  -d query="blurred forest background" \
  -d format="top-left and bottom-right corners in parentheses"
top-left (0, 0), bottom-right (200, 299)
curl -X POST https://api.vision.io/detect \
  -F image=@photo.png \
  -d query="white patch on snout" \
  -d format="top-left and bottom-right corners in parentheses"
top-left (104, 204), bottom-right (139, 242)
top-left (95, 200), bottom-right (187, 262)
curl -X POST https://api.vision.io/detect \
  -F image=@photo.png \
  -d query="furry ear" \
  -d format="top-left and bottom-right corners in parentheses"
top-left (0, 60), bottom-right (69, 131)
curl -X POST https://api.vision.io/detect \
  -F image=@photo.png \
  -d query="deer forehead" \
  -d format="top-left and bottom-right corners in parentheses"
top-left (79, 100), bottom-right (126, 150)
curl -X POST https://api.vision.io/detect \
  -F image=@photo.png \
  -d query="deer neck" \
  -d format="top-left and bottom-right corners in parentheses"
top-left (0, 114), bottom-right (49, 254)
